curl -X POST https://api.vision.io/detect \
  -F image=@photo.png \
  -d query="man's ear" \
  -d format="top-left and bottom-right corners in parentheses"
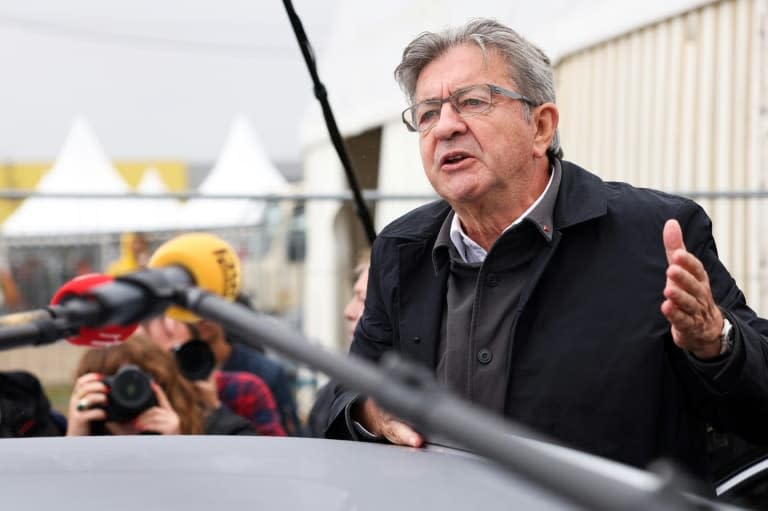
top-left (532, 103), bottom-right (559, 158)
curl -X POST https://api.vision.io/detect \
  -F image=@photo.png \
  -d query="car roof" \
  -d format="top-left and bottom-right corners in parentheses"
top-left (0, 436), bottom-right (583, 511)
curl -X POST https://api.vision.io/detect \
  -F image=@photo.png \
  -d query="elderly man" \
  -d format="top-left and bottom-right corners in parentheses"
top-left (324, 18), bottom-right (768, 479)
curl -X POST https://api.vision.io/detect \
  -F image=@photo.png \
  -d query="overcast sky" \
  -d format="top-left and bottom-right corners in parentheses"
top-left (0, 0), bottom-right (338, 164)
top-left (0, 0), bottom-right (710, 167)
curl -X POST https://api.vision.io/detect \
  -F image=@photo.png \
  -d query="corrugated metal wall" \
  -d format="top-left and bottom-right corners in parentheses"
top-left (554, 0), bottom-right (768, 312)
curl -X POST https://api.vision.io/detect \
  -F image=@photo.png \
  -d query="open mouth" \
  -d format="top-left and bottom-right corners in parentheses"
top-left (441, 152), bottom-right (472, 166)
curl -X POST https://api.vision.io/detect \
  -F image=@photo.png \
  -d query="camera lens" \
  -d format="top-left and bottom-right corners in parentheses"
top-left (173, 339), bottom-right (216, 381)
top-left (103, 365), bottom-right (158, 422)
top-left (113, 369), bottom-right (151, 405)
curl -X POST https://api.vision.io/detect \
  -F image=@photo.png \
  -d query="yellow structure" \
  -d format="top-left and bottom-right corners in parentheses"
top-left (0, 161), bottom-right (188, 223)
top-left (0, 162), bottom-right (48, 222)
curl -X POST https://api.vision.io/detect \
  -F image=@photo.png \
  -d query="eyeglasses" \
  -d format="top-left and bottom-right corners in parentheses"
top-left (401, 83), bottom-right (537, 133)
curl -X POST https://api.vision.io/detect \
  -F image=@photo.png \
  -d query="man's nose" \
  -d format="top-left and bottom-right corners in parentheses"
top-left (430, 101), bottom-right (466, 139)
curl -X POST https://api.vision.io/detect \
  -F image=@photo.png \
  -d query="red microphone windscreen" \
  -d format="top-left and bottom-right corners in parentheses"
top-left (50, 273), bottom-right (138, 346)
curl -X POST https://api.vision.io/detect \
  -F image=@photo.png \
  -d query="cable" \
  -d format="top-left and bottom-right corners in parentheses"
top-left (282, 0), bottom-right (377, 245)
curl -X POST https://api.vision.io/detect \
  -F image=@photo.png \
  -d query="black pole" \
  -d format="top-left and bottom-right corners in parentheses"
top-left (0, 275), bottom-right (703, 509)
top-left (282, 0), bottom-right (377, 245)
top-left (0, 302), bottom-right (100, 350)
top-left (177, 287), bottom-right (698, 511)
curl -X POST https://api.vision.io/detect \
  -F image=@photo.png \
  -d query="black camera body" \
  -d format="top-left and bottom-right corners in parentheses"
top-left (173, 339), bottom-right (216, 381)
top-left (102, 364), bottom-right (158, 422)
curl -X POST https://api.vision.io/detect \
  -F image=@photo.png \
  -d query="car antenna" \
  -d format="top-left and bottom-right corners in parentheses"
top-left (282, 0), bottom-right (377, 246)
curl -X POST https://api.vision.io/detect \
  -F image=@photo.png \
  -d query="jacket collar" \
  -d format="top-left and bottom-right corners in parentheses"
top-left (382, 159), bottom-right (608, 265)
top-left (553, 159), bottom-right (607, 229)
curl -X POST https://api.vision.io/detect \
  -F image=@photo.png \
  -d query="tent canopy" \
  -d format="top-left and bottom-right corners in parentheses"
top-left (121, 167), bottom-right (184, 232)
top-left (2, 118), bottom-right (132, 237)
top-left (182, 114), bottom-right (289, 230)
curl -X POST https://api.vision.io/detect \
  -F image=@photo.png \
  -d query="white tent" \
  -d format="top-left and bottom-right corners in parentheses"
top-left (2, 118), bottom-right (131, 237)
top-left (181, 114), bottom-right (289, 230)
top-left (118, 167), bottom-right (184, 232)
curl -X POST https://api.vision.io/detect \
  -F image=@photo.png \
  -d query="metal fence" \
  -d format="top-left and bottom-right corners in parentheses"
top-left (0, 190), bottom-right (766, 418)
top-left (0, 197), bottom-right (306, 387)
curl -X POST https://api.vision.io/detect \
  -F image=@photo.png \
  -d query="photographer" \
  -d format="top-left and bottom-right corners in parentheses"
top-left (65, 335), bottom-right (255, 436)
top-left (140, 315), bottom-right (285, 437)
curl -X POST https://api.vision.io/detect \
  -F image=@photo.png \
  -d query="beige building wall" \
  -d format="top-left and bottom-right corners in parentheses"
top-left (554, 0), bottom-right (768, 312)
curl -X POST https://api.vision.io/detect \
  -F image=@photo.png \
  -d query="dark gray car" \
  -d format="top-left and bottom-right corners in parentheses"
top-left (0, 434), bottom-right (754, 511)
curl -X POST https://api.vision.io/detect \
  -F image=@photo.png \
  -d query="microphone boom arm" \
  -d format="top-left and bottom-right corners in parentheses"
top-left (282, 0), bottom-right (376, 245)
top-left (174, 285), bottom-right (697, 511)
top-left (0, 263), bottom-right (701, 510)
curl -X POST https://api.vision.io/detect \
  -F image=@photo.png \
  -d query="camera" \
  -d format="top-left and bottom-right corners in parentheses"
top-left (173, 339), bottom-right (216, 381)
top-left (102, 365), bottom-right (158, 422)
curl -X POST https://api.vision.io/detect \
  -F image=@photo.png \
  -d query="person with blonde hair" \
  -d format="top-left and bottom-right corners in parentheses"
top-left (308, 249), bottom-right (371, 437)
top-left (342, 250), bottom-right (371, 347)
top-left (105, 232), bottom-right (150, 277)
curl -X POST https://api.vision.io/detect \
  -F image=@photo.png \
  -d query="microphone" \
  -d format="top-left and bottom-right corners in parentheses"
top-left (0, 273), bottom-right (137, 350)
top-left (0, 232), bottom-right (240, 350)
top-left (50, 273), bottom-right (138, 346)
top-left (55, 232), bottom-right (241, 327)
top-left (146, 232), bottom-right (241, 322)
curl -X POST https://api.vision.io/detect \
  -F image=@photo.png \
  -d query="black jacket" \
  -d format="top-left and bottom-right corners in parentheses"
top-left (205, 405), bottom-right (258, 436)
top-left (327, 160), bottom-right (768, 478)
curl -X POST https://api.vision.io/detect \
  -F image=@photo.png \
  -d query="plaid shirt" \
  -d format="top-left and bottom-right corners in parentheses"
top-left (222, 343), bottom-right (303, 436)
top-left (215, 370), bottom-right (286, 436)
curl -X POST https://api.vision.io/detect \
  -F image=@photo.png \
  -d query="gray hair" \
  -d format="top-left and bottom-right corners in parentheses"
top-left (394, 18), bottom-right (562, 160)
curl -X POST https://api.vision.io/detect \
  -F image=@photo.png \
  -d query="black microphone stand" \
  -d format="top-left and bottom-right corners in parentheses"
top-left (174, 285), bottom-right (700, 511)
top-left (0, 303), bottom-right (97, 350)
top-left (0, 266), bottom-right (190, 350)
top-left (282, 0), bottom-right (376, 246)
top-left (0, 268), bottom-right (706, 509)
